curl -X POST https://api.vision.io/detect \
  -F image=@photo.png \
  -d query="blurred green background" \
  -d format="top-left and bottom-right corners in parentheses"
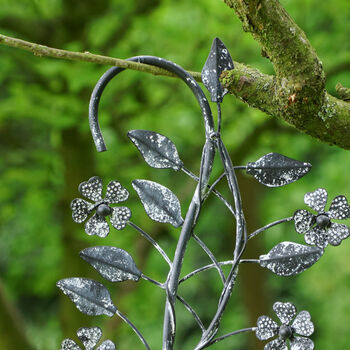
top-left (0, 0), bottom-right (350, 349)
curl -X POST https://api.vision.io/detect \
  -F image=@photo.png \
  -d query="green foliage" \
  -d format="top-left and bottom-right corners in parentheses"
top-left (0, 0), bottom-right (349, 349)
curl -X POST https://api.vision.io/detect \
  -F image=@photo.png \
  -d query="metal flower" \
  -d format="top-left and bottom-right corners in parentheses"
top-left (71, 176), bottom-right (131, 237)
top-left (293, 188), bottom-right (350, 248)
top-left (256, 302), bottom-right (314, 350)
top-left (61, 327), bottom-right (115, 350)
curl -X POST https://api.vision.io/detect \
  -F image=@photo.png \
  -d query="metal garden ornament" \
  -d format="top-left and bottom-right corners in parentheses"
top-left (58, 38), bottom-right (350, 349)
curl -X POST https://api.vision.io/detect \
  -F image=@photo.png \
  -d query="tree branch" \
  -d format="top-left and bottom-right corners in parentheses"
top-left (222, 0), bottom-right (350, 150)
top-left (0, 33), bottom-right (202, 81)
top-left (1, 17), bottom-right (350, 150)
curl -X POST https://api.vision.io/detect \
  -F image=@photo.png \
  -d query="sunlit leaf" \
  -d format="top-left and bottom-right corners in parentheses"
top-left (246, 153), bottom-right (312, 187)
top-left (56, 278), bottom-right (116, 317)
top-left (80, 246), bottom-right (141, 282)
top-left (201, 37), bottom-right (234, 102)
top-left (259, 241), bottom-right (323, 276)
top-left (128, 129), bottom-right (183, 171)
top-left (132, 179), bottom-right (183, 227)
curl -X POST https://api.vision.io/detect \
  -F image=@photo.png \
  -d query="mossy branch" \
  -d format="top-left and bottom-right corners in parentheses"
top-left (223, 0), bottom-right (350, 149)
top-left (1, 16), bottom-right (350, 150)
top-left (0, 34), bottom-right (202, 81)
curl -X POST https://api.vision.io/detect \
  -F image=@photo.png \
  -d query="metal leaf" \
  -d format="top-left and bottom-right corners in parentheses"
top-left (56, 278), bottom-right (117, 317)
top-left (132, 179), bottom-right (184, 228)
top-left (259, 241), bottom-right (323, 276)
top-left (128, 130), bottom-right (183, 171)
top-left (201, 37), bottom-right (234, 102)
top-left (246, 153), bottom-right (312, 187)
top-left (80, 246), bottom-right (141, 282)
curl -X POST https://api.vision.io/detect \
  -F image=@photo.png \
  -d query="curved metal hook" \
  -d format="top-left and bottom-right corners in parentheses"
top-left (88, 55), bottom-right (215, 152)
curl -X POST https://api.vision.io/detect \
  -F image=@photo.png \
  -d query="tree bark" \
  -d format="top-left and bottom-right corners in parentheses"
top-left (222, 0), bottom-right (350, 149)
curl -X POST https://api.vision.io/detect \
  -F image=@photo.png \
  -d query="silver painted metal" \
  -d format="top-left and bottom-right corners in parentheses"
top-left (246, 153), bottom-right (312, 187)
top-left (128, 130), bottom-right (184, 171)
top-left (57, 37), bottom-right (349, 349)
top-left (80, 246), bottom-right (141, 282)
top-left (61, 327), bottom-right (115, 350)
top-left (132, 179), bottom-right (184, 228)
top-left (259, 241), bottom-right (324, 276)
top-left (256, 302), bottom-right (314, 350)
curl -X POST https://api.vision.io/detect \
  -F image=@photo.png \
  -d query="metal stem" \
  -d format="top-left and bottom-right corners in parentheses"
top-left (199, 327), bottom-right (257, 349)
top-left (248, 217), bottom-right (294, 240)
top-left (176, 295), bottom-right (205, 332)
top-left (116, 310), bottom-right (151, 350)
top-left (141, 274), bottom-right (165, 288)
top-left (217, 103), bottom-right (222, 134)
top-left (240, 259), bottom-right (259, 264)
top-left (128, 221), bottom-right (172, 267)
top-left (182, 167), bottom-right (236, 217)
top-left (179, 260), bottom-right (234, 284)
top-left (89, 56), bottom-right (214, 152)
top-left (192, 234), bottom-right (226, 285)
top-left (195, 138), bottom-right (247, 349)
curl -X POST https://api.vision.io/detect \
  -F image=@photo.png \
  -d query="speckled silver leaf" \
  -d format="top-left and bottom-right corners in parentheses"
top-left (246, 153), bottom-right (311, 187)
top-left (132, 179), bottom-right (184, 228)
top-left (128, 130), bottom-right (183, 171)
top-left (201, 37), bottom-right (234, 102)
top-left (96, 340), bottom-right (116, 350)
top-left (259, 241), bottom-right (323, 276)
top-left (56, 278), bottom-right (117, 317)
top-left (80, 246), bottom-right (141, 282)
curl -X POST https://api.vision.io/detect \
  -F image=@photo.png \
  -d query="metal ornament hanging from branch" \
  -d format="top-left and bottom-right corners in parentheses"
top-left (58, 38), bottom-right (350, 350)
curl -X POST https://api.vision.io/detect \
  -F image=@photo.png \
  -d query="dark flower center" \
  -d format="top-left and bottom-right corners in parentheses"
top-left (316, 214), bottom-right (330, 228)
top-left (96, 203), bottom-right (112, 217)
top-left (279, 325), bottom-right (293, 340)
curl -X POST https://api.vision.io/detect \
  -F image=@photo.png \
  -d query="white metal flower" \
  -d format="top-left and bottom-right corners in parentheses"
top-left (293, 188), bottom-right (350, 248)
top-left (61, 327), bottom-right (115, 350)
top-left (256, 302), bottom-right (314, 350)
top-left (71, 176), bottom-right (131, 238)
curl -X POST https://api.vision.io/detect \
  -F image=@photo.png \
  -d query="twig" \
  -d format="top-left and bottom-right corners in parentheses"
top-left (128, 221), bottom-right (172, 267)
top-left (192, 234), bottom-right (226, 285)
top-left (199, 327), bottom-right (257, 349)
top-left (248, 217), bottom-right (293, 240)
top-left (0, 33), bottom-right (202, 82)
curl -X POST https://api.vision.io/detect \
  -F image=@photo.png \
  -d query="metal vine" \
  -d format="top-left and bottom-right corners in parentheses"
top-left (58, 37), bottom-right (350, 350)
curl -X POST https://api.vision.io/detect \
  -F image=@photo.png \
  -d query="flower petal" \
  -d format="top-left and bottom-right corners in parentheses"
top-left (305, 227), bottom-right (328, 248)
top-left (328, 195), bottom-right (350, 220)
top-left (292, 311), bottom-right (314, 337)
top-left (290, 336), bottom-right (314, 350)
top-left (327, 223), bottom-right (350, 246)
top-left (60, 339), bottom-right (81, 350)
top-left (110, 207), bottom-right (132, 230)
top-left (293, 210), bottom-right (314, 234)
top-left (79, 176), bottom-right (103, 202)
top-left (256, 316), bottom-right (279, 340)
top-left (71, 198), bottom-right (90, 223)
top-left (264, 338), bottom-right (287, 350)
top-left (77, 327), bottom-right (102, 349)
top-left (96, 340), bottom-right (116, 350)
top-left (85, 213), bottom-right (110, 237)
top-left (304, 188), bottom-right (327, 213)
top-left (105, 180), bottom-right (129, 204)
top-left (273, 302), bottom-right (297, 325)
